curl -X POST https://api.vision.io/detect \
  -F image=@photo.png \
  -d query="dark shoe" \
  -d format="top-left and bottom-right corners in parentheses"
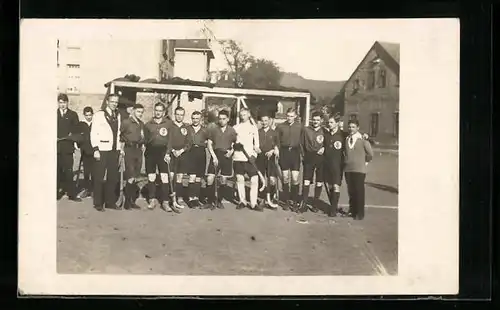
top-left (236, 202), bottom-right (247, 210)
top-left (309, 205), bottom-right (319, 213)
top-left (94, 205), bottom-right (105, 212)
top-left (161, 201), bottom-right (173, 212)
top-left (78, 189), bottom-right (89, 199)
top-left (105, 203), bottom-right (117, 210)
top-left (355, 214), bottom-right (364, 220)
top-left (170, 200), bottom-right (182, 214)
top-left (254, 204), bottom-right (264, 212)
top-left (285, 200), bottom-right (295, 211)
top-left (216, 200), bottom-right (225, 209)
top-left (297, 201), bottom-right (308, 213)
top-left (68, 196), bottom-right (82, 202)
top-left (200, 201), bottom-right (214, 210)
top-left (123, 199), bottom-right (132, 210)
top-left (328, 208), bottom-right (337, 217)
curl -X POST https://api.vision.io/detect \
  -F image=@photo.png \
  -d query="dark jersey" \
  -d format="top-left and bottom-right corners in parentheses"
top-left (120, 117), bottom-right (145, 144)
top-left (258, 127), bottom-right (279, 153)
top-left (189, 125), bottom-right (209, 147)
top-left (208, 125), bottom-right (237, 151)
top-left (324, 127), bottom-right (348, 166)
top-left (276, 121), bottom-right (302, 148)
top-left (167, 122), bottom-right (193, 152)
top-left (301, 126), bottom-right (325, 154)
top-left (76, 121), bottom-right (93, 155)
top-left (144, 117), bottom-right (173, 147)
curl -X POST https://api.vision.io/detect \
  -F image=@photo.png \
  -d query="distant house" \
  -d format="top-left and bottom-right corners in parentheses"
top-left (338, 41), bottom-right (400, 146)
top-left (170, 39), bottom-right (215, 122)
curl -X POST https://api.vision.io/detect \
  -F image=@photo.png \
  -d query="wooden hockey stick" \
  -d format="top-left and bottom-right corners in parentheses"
top-left (165, 159), bottom-right (183, 212)
top-left (115, 155), bottom-right (125, 209)
top-left (234, 144), bottom-right (266, 192)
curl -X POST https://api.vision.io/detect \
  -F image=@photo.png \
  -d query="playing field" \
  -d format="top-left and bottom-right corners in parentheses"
top-left (57, 151), bottom-right (398, 276)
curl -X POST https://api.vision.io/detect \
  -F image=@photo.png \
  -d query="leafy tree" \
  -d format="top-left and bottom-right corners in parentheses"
top-left (241, 58), bottom-right (282, 90)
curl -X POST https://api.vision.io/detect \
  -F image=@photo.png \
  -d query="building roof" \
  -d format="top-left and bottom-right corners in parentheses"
top-left (174, 39), bottom-right (214, 59)
top-left (376, 41), bottom-right (400, 65)
top-left (339, 40), bottom-right (400, 92)
top-left (329, 41), bottom-right (400, 111)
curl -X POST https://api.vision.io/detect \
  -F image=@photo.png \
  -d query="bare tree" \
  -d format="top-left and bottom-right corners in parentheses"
top-left (218, 40), bottom-right (254, 88)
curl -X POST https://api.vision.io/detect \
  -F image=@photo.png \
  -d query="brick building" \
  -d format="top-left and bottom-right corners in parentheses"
top-left (337, 41), bottom-right (400, 146)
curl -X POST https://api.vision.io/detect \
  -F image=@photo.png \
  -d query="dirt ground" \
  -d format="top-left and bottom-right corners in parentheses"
top-left (57, 152), bottom-right (398, 276)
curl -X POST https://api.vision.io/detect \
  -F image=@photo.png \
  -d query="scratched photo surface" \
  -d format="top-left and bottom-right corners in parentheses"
top-left (19, 19), bottom-right (458, 296)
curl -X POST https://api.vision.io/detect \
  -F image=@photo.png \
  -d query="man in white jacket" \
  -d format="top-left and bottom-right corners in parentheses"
top-left (90, 94), bottom-right (124, 212)
top-left (233, 108), bottom-right (262, 211)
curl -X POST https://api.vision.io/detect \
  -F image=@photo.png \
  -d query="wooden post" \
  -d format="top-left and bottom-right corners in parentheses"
top-left (236, 97), bottom-right (241, 125)
top-left (305, 94), bottom-right (311, 127)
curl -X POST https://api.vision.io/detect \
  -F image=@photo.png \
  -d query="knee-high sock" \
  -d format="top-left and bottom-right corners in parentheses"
top-left (283, 182), bottom-right (290, 201)
top-left (175, 182), bottom-right (183, 199)
top-left (236, 178), bottom-right (246, 203)
top-left (314, 185), bottom-right (322, 199)
top-left (291, 184), bottom-right (299, 202)
top-left (195, 182), bottom-right (201, 199)
top-left (161, 182), bottom-right (170, 202)
top-left (148, 181), bottom-right (156, 201)
top-left (302, 184), bottom-right (310, 200)
top-left (270, 184), bottom-right (277, 199)
top-left (250, 176), bottom-right (258, 206)
top-left (206, 183), bottom-right (215, 203)
top-left (188, 182), bottom-right (195, 199)
top-left (331, 192), bottom-right (340, 210)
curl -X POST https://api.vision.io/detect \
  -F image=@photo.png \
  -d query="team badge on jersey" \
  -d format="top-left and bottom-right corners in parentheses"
top-left (316, 134), bottom-right (324, 143)
top-left (334, 141), bottom-right (342, 150)
top-left (181, 127), bottom-right (187, 136)
top-left (159, 127), bottom-right (168, 136)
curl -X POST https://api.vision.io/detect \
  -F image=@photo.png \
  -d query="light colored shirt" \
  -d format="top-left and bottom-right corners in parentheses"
top-left (233, 120), bottom-right (259, 162)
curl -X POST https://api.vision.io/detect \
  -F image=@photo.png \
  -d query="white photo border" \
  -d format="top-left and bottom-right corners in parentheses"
top-left (18, 18), bottom-right (460, 296)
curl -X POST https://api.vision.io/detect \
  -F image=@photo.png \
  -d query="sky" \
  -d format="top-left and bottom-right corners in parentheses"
top-left (204, 20), bottom-right (403, 82)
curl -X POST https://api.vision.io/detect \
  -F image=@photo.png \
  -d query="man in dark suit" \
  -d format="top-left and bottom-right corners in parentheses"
top-left (57, 93), bottom-right (82, 202)
top-left (76, 106), bottom-right (94, 199)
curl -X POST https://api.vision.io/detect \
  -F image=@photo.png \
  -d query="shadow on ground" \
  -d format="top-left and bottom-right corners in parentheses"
top-left (365, 182), bottom-right (399, 194)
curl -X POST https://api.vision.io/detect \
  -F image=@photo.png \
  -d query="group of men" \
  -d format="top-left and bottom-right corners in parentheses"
top-left (57, 92), bottom-right (369, 218)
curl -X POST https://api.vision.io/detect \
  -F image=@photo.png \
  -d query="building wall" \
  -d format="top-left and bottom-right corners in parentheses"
top-left (174, 51), bottom-right (209, 82)
top-left (342, 48), bottom-right (399, 145)
top-left (58, 40), bottom-right (162, 95)
top-left (173, 50), bottom-right (211, 122)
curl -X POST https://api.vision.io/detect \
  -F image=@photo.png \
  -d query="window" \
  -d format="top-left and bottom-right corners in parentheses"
top-left (393, 111), bottom-right (399, 138)
top-left (369, 113), bottom-right (379, 137)
top-left (66, 64), bottom-right (81, 93)
top-left (367, 70), bottom-right (375, 90)
top-left (378, 69), bottom-right (387, 88)
top-left (353, 79), bottom-right (360, 90)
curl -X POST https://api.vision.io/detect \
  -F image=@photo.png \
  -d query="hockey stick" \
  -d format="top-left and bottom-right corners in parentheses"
top-left (74, 155), bottom-right (84, 190)
top-left (233, 144), bottom-right (266, 192)
top-left (265, 155), bottom-right (279, 209)
top-left (165, 158), bottom-right (183, 212)
top-left (115, 155), bottom-right (125, 209)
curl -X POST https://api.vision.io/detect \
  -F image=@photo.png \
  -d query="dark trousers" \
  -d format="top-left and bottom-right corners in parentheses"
top-left (81, 153), bottom-right (94, 192)
top-left (57, 152), bottom-right (77, 197)
top-left (344, 172), bottom-right (366, 219)
top-left (93, 150), bottom-right (120, 207)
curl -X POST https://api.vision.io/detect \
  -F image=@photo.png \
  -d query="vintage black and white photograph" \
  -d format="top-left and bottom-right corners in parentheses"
top-left (19, 19), bottom-right (459, 295)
